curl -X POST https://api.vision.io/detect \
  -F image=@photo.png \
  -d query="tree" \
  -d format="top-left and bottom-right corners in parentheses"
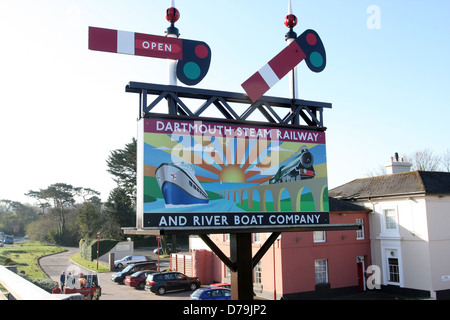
top-left (24, 190), bottom-right (50, 214)
top-left (73, 187), bottom-right (101, 203)
top-left (25, 217), bottom-right (59, 243)
top-left (106, 138), bottom-right (137, 204)
top-left (38, 183), bottom-right (75, 237)
top-left (101, 187), bottom-right (135, 240)
top-left (76, 202), bottom-right (101, 240)
top-left (365, 164), bottom-right (386, 177)
top-left (25, 183), bottom-right (101, 244)
top-left (367, 149), bottom-right (450, 177)
top-left (405, 149), bottom-right (442, 171)
top-left (441, 149), bottom-right (450, 172)
top-left (0, 200), bottom-right (38, 235)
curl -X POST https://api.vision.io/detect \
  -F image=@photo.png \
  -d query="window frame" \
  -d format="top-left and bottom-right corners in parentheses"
top-left (381, 207), bottom-right (399, 235)
top-left (313, 231), bottom-right (326, 243)
top-left (356, 218), bottom-right (365, 240)
top-left (254, 261), bottom-right (262, 284)
top-left (314, 259), bottom-right (328, 285)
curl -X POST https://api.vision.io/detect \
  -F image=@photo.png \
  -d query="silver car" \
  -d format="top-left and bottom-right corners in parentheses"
top-left (114, 255), bottom-right (148, 269)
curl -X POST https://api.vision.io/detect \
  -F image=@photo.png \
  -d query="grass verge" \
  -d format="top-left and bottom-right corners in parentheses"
top-left (71, 252), bottom-right (110, 273)
top-left (0, 241), bottom-right (65, 279)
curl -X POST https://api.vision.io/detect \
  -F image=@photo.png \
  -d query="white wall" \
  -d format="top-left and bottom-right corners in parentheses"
top-left (365, 195), bottom-right (450, 295)
top-left (426, 197), bottom-right (450, 292)
top-left (99, 241), bottom-right (134, 262)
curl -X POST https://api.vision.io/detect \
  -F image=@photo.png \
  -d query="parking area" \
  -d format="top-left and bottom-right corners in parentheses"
top-left (40, 247), bottom-right (194, 300)
top-left (41, 247), bottom-right (428, 301)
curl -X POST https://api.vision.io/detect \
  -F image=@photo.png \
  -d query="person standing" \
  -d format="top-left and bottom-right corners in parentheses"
top-left (60, 271), bottom-right (66, 291)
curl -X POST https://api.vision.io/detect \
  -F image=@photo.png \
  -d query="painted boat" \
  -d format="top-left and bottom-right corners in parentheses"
top-left (155, 162), bottom-right (209, 206)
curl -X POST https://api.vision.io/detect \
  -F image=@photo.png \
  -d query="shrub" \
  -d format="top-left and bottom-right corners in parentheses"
top-left (20, 273), bottom-right (58, 293)
top-left (79, 239), bottom-right (119, 261)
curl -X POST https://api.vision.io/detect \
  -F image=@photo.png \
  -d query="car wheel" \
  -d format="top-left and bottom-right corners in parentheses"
top-left (189, 283), bottom-right (198, 291)
top-left (157, 286), bottom-right (166, 295)
top-left (137, 282), bottom-right (145, 290)
top-left (116, 263), bottom-right (123, 269)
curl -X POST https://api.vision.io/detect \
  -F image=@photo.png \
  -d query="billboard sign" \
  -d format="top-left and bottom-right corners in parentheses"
top-left (139, 115), bottom-right (329, 230)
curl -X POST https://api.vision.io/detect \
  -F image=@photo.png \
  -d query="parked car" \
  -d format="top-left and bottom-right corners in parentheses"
top-left (210, 282), bottom-right (231, 289)
top-left (114, 255), bottom-right (149, 269)
top-left (190, 287), bottom-right (231, 300)
top-left (153, 244), bottom-right (181, 255)
top-left (144, 271), bottom-right (200, 295)
top-left (124, 270), bottom-right (157, 290)
top-left (111, 262), bottom-right (157, 284)
top-left (4, 235), bottom-right (14, 245)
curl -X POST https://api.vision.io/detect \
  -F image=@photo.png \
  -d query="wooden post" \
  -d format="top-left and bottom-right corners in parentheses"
top-left (230, 233), bottom-right (254, 300)
top-left (109, 253), bottom-right (115, 271)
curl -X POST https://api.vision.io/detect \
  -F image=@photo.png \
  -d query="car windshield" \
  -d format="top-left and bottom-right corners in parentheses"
top-left (147, 274), bottom-right (161, 281)
top-left (130, 271), bottom-right (142, 277)
top-left (191, 289), bottom-right (205, 298)
top-left (122, 265), bottom-right (134, 272)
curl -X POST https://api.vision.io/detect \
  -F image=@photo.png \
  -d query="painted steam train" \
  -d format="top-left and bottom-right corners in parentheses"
top-left (268, 146), bottom-right (317, 184)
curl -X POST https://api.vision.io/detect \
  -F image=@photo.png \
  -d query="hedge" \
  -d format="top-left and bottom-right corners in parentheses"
top-left (79, 239), bottom-right (119, 261)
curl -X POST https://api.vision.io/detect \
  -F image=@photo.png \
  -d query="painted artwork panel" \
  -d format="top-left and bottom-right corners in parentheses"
top-left (141, 116), bottom-right (329, 229)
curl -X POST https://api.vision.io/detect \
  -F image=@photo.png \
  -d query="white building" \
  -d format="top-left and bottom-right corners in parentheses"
top-left (330, 157), bottom-right (450, 299)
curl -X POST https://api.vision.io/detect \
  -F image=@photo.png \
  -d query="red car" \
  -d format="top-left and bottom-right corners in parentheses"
top-left (210, 282), bottom-right (231, 289)
top-left (124, 270), bottom-right (157, 290)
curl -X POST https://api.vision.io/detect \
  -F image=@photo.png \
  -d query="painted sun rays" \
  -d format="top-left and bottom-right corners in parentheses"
top-left (165, 133), bottom-right (280, 184)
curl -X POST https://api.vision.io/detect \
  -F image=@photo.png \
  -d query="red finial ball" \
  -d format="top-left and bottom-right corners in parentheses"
top-left (284, 14), bottom-right (297, 28)
top-left (166, 7), bottom-right (180, 23)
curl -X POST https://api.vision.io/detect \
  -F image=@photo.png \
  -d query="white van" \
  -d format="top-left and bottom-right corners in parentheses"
top-left (114, 255), bottom-right (148, 269)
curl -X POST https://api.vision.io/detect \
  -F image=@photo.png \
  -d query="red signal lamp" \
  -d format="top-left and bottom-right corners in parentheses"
top-left (284, 14), bottom-right (298, 28)
top-left (166, 7), bottom-right (180, 23)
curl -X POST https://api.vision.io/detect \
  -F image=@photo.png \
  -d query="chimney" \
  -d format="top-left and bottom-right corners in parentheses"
top-left (385, 153), bottom-right (412, 174)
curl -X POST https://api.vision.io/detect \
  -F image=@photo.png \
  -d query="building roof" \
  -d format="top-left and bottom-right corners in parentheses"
top-left (329, 197), bottom-right (369, 212)
top-left (329, 171), bottom-right (450, 200)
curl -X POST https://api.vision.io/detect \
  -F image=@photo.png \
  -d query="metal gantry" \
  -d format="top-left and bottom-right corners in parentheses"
top-left (126, 81), bottom-right (331, 128)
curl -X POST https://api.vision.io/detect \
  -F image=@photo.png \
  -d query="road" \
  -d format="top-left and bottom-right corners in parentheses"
top-left (39, 247), bottom-right (192, 300)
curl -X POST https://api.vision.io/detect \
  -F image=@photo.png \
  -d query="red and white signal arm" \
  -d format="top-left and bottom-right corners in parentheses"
top-left (88, 26), bottom-right (211, 86)
top-left (242, 29), bottom-right (326, 102)
top-left (89, 27), bottom-right (182, 60)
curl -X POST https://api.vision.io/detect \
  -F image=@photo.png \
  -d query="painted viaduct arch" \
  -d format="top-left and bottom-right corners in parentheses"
top-left (218, 177), bottom-right (328, 212)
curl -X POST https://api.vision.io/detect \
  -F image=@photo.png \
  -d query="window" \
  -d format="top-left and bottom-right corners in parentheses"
top-left (313, 231), bottom-right (326, 243)
top-left (253, 233), bottom-right (261, 243)
top-left (225, 267), bottom-right (231, 280)
top-left (356, 219), bottom-right (364, 240)
top-left (384, 249), bottom-right (401, 285)
top-left (254, 262), bottom-right (262, 284)
top-left (315, 259), bottom-right (328, 284)
top-left (176, 273), bottom-right (186, 280)
top-left (388, 258), bottom-right (400, 283)
top-left (224, 234), bottom-right (230, 242)
top-left (164, 273), bottom-right (175, 280)
top-left (384, 209), bottom-right (397, 230)
top-left (208, 289), bottom-right (223, 297)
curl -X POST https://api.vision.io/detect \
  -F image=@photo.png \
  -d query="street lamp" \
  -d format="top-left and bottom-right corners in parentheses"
top-left (96, 232), bottom-right (101, 271)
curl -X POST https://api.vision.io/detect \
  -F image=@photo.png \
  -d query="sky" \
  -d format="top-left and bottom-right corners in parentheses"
top-left (1, 0), bottom-right (449, 205)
